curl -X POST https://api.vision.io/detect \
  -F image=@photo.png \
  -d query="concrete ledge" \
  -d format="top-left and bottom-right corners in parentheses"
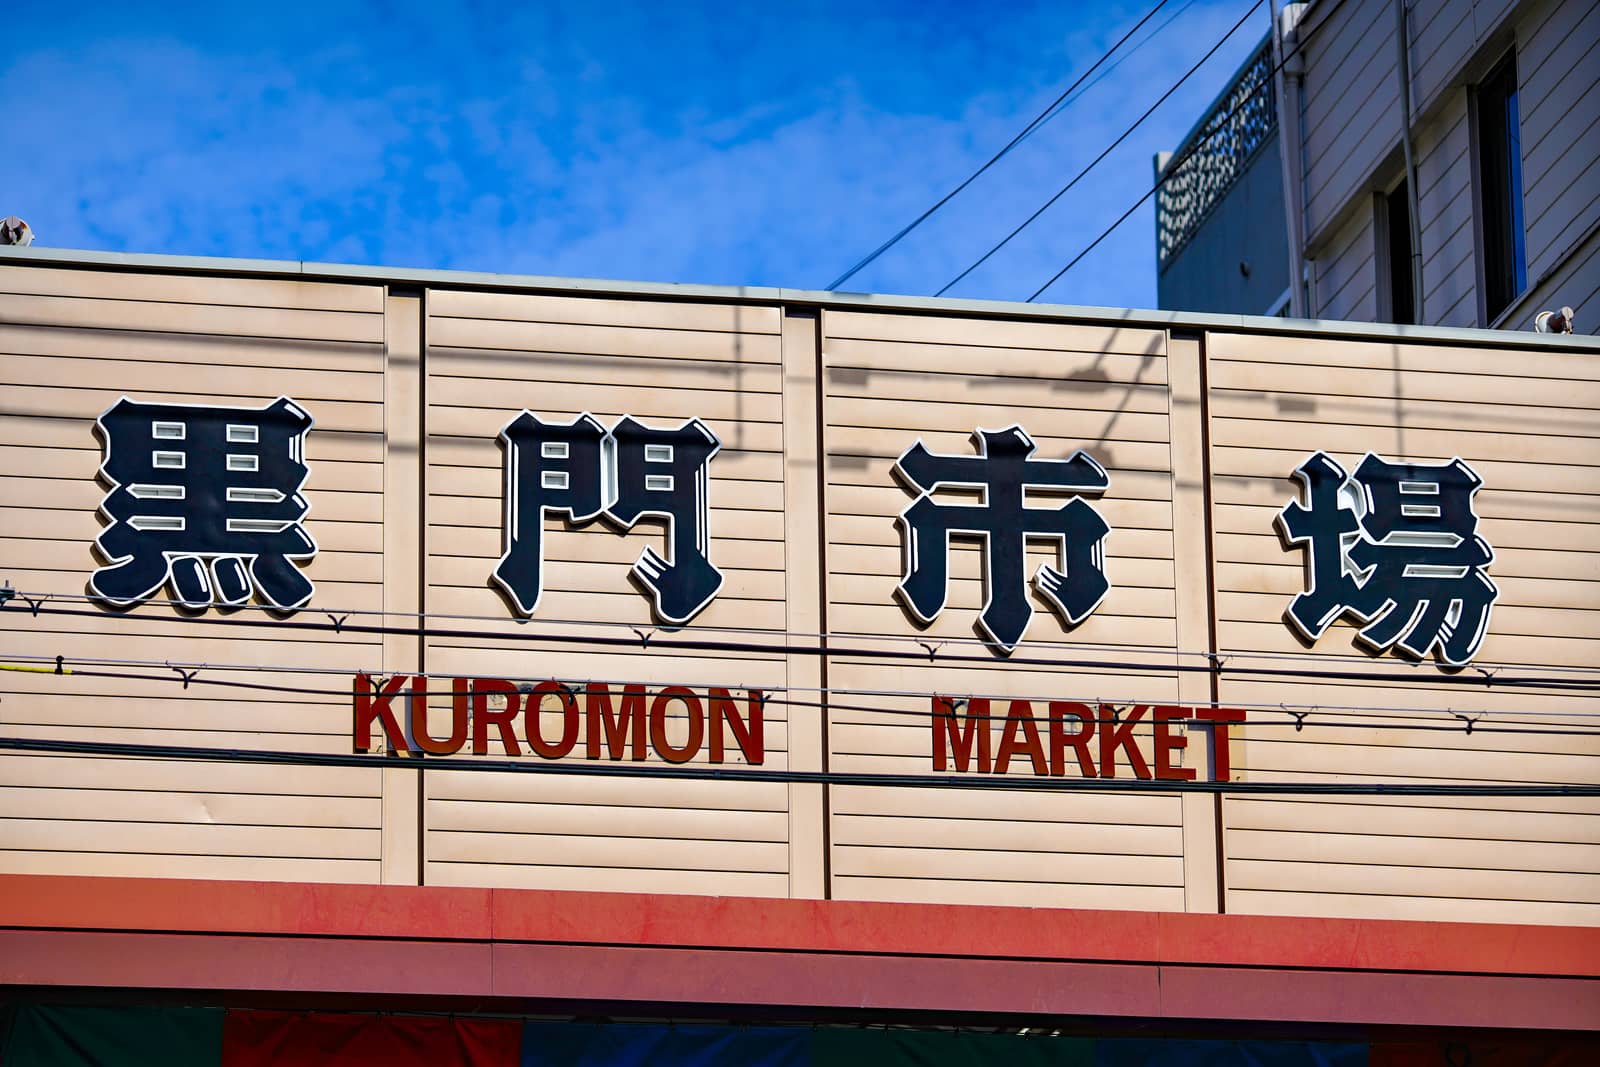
top-left (3, 244), bottom-right (1596, 352)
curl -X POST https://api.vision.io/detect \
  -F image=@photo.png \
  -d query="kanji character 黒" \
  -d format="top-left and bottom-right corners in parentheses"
top-left (90, 396), bottom-right (318, 611)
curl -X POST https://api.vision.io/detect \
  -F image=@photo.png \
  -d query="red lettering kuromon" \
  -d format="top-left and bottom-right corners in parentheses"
top-left (353, 676), bottom-right (770, 767)
top-left (525, 680), bottom-right (580, 760)
top-left (471, 678), bottom-right (521, 756)
top-left (410, 680), bottom-right (469, 756)
top-left (353, 673), bottom-right (412, 755)
top-left (650, 686), bottom-right (705, 764)
top-left (709, 688), bottom-right (764, 765)
top-left (586, 683), bottom-right (648, 761)
top-left (351, 675), bottom-right (1236, 781)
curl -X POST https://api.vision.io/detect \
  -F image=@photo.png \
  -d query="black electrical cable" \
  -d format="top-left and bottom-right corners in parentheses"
top-left (1028, 175), bottom-right (1161, 301)
top-left (9, 600), bottom-right (1598, 692)
top-left (10, 661), bottom-right (1598, 737)
top-left (1028, 0), bottom-right (1204, 133)
top-left (1026, 11), bottom-right (1297, 302)
top-left (824, 0), bottom-right (1175, 291)
top-left (30, 587), bottom-right (1597, 680)
top-left (0, 735), bottom-right (1592, 797)
top-left (937, 0), bottom-right (1262, 297)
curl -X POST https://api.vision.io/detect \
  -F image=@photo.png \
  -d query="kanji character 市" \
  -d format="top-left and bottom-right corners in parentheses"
top-left (90, 396), bottom-right (318, 611)
top-left (1276, 451), bottom-right (1499, 665)
top-left (894, 425), bottom-right (1112, 653)
top-left (493, 411), bottom-right (724, 625)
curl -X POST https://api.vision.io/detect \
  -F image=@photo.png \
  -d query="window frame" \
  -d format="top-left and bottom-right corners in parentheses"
top-left (1469, 50), bottom-right (1528, 326)
top-left (1375, 178), bottom-right (1416, 326)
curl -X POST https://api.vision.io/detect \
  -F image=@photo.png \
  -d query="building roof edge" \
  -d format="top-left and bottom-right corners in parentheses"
top-left (3, 244), bottom-right (1596, 352)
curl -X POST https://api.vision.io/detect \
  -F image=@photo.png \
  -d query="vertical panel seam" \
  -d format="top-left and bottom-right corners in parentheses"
top-left (1194, 329), bottom-right (1227, 914)
top-left (814, 308), bottom-right (833, 900)
top-left (416, 287), bottom-right (428, 888)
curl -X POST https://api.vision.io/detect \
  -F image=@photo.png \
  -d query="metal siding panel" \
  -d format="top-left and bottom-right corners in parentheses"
top-left (0, 266), bottom-right (387, 882)
top-left (419, 289), bottom-right (793, 896)
top-left (1301, 0), bottom-right (1401, 242)
top-left (1207, 329), bottom-right (1600, 924)
top-left (817, 308), bottom-right (1187, 910)
top-left (1313, 210), bottom-right (1380, 322)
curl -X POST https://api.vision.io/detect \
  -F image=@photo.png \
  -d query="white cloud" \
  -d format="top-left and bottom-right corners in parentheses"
top-left (2, 0), bottom-right (1267, 311)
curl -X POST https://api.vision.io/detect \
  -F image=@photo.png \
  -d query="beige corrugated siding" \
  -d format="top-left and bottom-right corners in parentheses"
top-left (1, 254), bottom-right (1597, 924)
top-left (817, 309), bottom-right (1189, 912)
top-left (1207, 329), bottom-right (1600, 926)
top-left (0, 263), bottom-right (387, 883)
top-left (418, 288), bottom-right (792, 897)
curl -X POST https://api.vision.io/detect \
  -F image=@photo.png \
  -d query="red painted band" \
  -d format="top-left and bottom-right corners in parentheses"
top-left (1, 874), bottom-right (1594, 980)
top-left (1, 929), bottom-right (1595, 1031)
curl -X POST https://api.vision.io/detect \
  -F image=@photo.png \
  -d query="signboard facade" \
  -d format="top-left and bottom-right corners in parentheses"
top-left (1, 258), bottom-right (1597, 928)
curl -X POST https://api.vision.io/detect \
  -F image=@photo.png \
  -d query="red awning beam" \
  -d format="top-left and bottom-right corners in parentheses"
top-left (0, 875), bottom-right (1595, 1032)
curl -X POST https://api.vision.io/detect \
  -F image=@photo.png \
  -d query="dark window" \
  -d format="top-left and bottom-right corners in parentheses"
top-left (1475, 54), bottom-right (1527, 322)
top-left (1384, 182), bottom-right (1415, 325)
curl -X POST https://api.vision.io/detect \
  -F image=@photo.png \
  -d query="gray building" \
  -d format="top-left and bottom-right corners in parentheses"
top-left (1157, 0), bottom-right (1598, 334)
top-left (1157, 38), bottom-right (1293, 316)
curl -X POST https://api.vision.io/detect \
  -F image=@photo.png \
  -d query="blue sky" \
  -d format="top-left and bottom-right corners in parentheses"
top-left (5, 0), bottom-right (1265, 309)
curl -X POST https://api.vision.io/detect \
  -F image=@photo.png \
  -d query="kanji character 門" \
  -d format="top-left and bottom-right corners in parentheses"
top-left (493, 411), bottom-right (724, 625)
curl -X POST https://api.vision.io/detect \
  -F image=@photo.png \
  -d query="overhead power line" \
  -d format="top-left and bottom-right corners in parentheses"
top-left (6, 656), bottom-right (1594, 735)
top-left (1026, 9), bottom-right (1304, 302)
top-left (21, 588), bottom-right (1600, 678)
top-left (824, 0), bottom-right (1175, 291)
top-left (2, 736), bottom-right (1594, 797)
top-left (1025, 0), bottom-right (1203, 133)
top-left (938, 0), bottom-right (1263, 297)
top-left (10, 649), bottom-right (1599, 722)
top-left (8, 599), bottom-right (1600, 691)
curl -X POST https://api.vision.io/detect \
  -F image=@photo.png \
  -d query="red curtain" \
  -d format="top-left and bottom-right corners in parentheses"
top-left (222, 1010), bottom-right (522, 1067)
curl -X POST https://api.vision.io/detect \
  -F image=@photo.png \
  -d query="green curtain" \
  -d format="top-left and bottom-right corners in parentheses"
top-left (3, 1005), bottom-right (223, 1067)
